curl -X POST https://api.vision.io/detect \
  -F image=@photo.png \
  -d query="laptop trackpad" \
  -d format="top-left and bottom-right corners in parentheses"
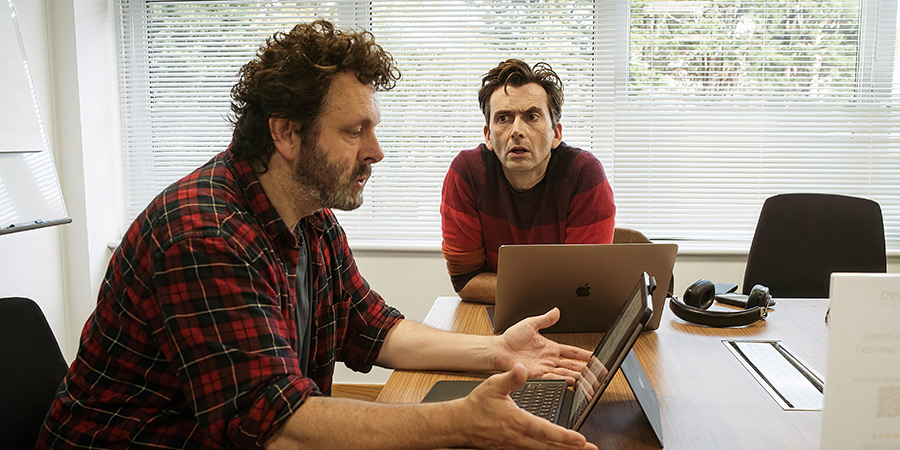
top-left (421, 380), bottom-right (482, 403)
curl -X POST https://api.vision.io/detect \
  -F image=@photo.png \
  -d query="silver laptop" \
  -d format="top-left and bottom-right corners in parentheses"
top-left (423, 273), bottom-right (655, 431)
top-left (491, 243), bottom-right (677, 333)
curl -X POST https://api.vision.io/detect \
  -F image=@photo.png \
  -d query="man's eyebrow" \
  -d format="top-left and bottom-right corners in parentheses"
top-left (343, 116), bottom-right (378, 128)
top-left (493, 106), bottom-right (544, 118)
top-left (492, 108), bottom-right (512, 117)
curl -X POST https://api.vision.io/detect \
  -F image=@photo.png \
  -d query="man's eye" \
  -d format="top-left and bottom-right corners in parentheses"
top-left (496, 115), bottom-right (508, 123)
top-left (348, 129), bottom-right (362, 138)
top-left (529, 113), bottom-right (540, 121)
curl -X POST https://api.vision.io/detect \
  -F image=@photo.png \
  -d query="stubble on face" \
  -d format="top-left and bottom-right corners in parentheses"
top-left (288, 72), bottom-right (382, 214)
top-left (292, 128), bottom-right (371, 211)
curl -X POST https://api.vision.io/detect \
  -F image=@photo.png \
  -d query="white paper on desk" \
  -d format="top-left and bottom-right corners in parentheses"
top-left (821, 273), bottom-right (900, 450)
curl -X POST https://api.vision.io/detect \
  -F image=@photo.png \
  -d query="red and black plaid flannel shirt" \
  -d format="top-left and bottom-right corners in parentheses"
top-left (37, 149), bottom-right (402, 448)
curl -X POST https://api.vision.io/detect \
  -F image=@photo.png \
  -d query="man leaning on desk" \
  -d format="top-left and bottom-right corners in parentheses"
top-left (36, 20), bottom-right (598, 450)
top-left (441, 59), bottom-right (616, 303)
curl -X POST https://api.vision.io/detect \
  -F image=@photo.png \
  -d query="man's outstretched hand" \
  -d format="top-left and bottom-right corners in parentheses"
top-left (457, 364), bottom-right (598, 449)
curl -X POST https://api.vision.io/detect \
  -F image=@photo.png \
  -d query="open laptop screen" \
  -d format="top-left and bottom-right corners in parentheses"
top-left (422, 273), bottom-right (653, 431)
top-left (494, 243), bottom-right (676, 333)
top-left (568, 274), bottom-right (652, 429)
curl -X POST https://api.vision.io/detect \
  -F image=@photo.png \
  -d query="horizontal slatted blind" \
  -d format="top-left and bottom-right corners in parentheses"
top-left (117, 1), bottom-right (343, 217)
top-left (335, 0), bottom-right (615, 247)
top-left (617, 0), bottom-right (900, 251)
top-left (117, 0), bottom-right (616, 249)
top-left (117, 1), bottom-right (900, 252)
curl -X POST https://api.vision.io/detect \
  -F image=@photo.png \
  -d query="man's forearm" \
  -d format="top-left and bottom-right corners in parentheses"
top-left (457, 272), bottom-right (497, 304)
top-left (266, 367), bottom-right (597, 450)
top-left (376, 319), bottom-right (504, 372)
top-left (265, 396), bottom-right (469, 449)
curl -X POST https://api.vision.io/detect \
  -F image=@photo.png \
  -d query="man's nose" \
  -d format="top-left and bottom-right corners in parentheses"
top-left (510, 116), bottom-right (525, 138)
top-left (361, 131), bottom-right (384, 164)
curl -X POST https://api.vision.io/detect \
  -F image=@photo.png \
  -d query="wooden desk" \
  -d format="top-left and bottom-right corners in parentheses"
top-left (377, 297), bottom-right (829, 449)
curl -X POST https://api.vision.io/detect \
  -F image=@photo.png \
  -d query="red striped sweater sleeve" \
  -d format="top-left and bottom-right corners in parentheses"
top-left (565, 151), bottom-right (615, 244)
top-left (441, 154), bottom-right (488, 291)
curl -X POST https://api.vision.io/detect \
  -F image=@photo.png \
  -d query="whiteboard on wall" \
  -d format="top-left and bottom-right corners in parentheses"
top-left (0, 0), bottom-right (70, 234)
top-left (0, 0), bottom-right (42, 153)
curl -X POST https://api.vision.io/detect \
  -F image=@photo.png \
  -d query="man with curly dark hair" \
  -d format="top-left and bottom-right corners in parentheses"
top-left (38, 21), bottom-right (597, 449)
top-left (441, 59), bottom-right (616, 303)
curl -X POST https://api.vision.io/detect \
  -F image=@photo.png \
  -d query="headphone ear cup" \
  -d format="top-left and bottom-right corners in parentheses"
top-left (745, 284), bottom-right (771, 308)
top-left (683, 279), bottom-right (716, 309)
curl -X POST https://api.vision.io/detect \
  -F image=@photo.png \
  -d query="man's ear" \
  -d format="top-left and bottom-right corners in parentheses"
top-left (269, 117), bottom-right (299, 161)
top-left (551, 121), bottom-right (562, 149)
top-left (483, 124), bottom-right (493, 151)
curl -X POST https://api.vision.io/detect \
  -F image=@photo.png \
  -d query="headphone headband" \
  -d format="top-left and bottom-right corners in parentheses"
top-left (668, 279), bottom-right (771, 327)
top-left (668, 297), bottom-right (767, 327)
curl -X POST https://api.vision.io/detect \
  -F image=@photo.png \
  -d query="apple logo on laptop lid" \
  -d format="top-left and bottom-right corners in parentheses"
top-left (576, 283), bottom-right (591, 297)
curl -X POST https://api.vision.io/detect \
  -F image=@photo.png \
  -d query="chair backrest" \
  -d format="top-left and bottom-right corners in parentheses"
top-left (613, 227), bottom-right (651, 244)
top-left (613, 227), bottom-right (675, 296)
top-left (0, 297), bottom-right (68, 449)
top-left (742, 193), bottom-right (887, 298)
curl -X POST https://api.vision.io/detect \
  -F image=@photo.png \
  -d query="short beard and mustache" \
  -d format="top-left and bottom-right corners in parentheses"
top-left (292, 131), bottom-right (371, 211)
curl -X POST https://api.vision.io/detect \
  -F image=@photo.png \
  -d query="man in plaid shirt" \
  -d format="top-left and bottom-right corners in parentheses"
top-left (38, 20), bottom-right (597, 449)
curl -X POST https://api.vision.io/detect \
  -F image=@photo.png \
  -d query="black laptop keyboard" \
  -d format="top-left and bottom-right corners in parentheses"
top-left (510, 381), bottom-right (566, 423)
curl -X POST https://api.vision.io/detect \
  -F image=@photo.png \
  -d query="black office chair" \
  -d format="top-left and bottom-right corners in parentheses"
top-left (0, 297), bottom-right (68, 449)
top-left (742, 193), bottom-right (887, 298)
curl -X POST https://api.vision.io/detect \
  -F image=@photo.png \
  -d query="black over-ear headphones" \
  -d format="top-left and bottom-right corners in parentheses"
top-left (668, 279), bottom-right (771, 327)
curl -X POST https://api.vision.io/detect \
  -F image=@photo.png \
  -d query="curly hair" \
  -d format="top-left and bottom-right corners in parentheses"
top-left (477, 59), bottom-right (564, 126)
top-left (229, 20), bottom-right (400, 169)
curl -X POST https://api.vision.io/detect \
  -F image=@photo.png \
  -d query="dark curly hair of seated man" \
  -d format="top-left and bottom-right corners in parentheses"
top-left (229, 19), bottom-right (401, 171)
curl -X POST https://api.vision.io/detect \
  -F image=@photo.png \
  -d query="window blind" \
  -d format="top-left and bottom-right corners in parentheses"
top-left (617, 0), bottom-right (900, 251)
top-left (116, 0), bottom-right (900, 253)
top-left (117, 1), bottom-right (344, 218)
top-left (337, 1), bottom-right (616, 247)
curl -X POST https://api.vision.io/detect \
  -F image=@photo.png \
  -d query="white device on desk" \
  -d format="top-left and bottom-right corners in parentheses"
top-left (821, 273), bottom-right (900, 450)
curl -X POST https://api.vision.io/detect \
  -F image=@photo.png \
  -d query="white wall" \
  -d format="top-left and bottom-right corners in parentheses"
top-left (0, 0), bottom-right (69, 357)
top-left (1, 0), bottom-right (120, 361)
top-left (55, 0), bottom-right (124, 358)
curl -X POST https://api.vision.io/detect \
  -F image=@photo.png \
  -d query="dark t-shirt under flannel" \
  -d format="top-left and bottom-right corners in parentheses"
top-left (37, 148), bottom-right (402, 448)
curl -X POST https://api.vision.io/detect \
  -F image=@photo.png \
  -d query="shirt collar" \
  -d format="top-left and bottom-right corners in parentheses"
top-left (224, 148), bottom-right (327, 248)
